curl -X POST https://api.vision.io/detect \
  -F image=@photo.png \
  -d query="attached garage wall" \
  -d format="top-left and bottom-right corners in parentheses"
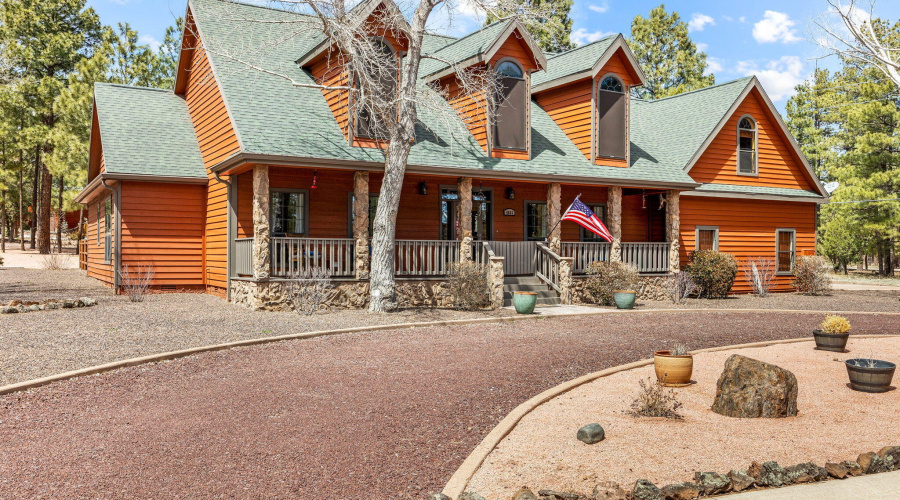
top-left (679, 196), bottom-right (817, 293)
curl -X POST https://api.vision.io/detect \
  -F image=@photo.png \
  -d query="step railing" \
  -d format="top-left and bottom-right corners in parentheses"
top-left (621, 242), bottom-right (670, 274)
top-left (535, 242), bottom-right (563, 293)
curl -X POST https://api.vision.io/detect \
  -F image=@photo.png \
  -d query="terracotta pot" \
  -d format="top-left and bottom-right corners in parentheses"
top-left (612, 290), bottom-right (636, 309)
top-left (813, 330), bottom-right (850, 352)
top-left (654, 350), bottom-right (694, 387)
top-left (846, 359), bottom-right (896, 393)
top-left (513, 291), bottom-right (537, 314)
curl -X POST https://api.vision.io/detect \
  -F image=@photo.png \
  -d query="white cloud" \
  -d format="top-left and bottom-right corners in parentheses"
top-left (737, 56), bottom-right (806, 101)
top-left (688, 13), bottom-right (715, 32)
top-left (721, 15), bottom-right (733, 22)
top-left (705, 57), bottom-right (723, 76)
top-left (753, 11), bottom-right (800, 43)
top-left (739, 16), bottom-right (747, 23)
top-left (140, 35), bottom-right (161, 52)
top-left (572, 28), bottom-right (615, 46)
top-left (588, 2), bottom-right (609, 14)
top-left (696, 42), bottom-right (708, 52)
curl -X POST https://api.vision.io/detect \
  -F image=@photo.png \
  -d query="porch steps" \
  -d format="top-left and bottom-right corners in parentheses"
top-left (502, 276), bottom-right (560, 307)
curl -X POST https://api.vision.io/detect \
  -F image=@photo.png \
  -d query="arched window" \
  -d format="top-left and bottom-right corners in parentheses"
top-left (493, 60), bottom-right (527, 151)
top-left (738, 116), bottom-right (757, 175)
top-left (596, 75), bottom-right (626, 159)
top-left (355, 38), bottom-right (397, 140)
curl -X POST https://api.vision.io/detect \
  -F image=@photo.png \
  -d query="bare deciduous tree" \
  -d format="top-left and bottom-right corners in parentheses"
top-left (742, 257), bottom-right (776, 297)
top-left (196, 0), bottom-right (553, 312)
top-left (814, 0), bottom-right (900, 88)
top-left (120, 264), bottom-right (155, 302)
top-left (287, 266), bottom-right (335, 315)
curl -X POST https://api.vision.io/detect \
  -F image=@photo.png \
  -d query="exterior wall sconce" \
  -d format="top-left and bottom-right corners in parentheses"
top-left (506, 187), bottom-right (515, 200)
top-left (311, 170), bottom-right (318, 189)
top-left (418, 181), bottom-right (428, 195)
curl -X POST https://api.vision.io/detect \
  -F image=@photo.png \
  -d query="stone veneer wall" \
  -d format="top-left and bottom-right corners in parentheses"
top-left (569, 275), bottom-right (672, 304)
top-left (230, 279), bottom-right (455, 312)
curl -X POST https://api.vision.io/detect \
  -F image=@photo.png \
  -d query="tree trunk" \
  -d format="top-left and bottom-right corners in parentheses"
top-left (57, 175), bottom-right (64, 253)
top-left (1, 190), bottom-right (6, 254)
top-left (37, 162), bottom-right (52, 254)
top-left (30, 149), bottom-right (39, 249)
top-left (18, 162), bottom-right (24, 251)
top-left (368, 139), bottom-right (411, 313)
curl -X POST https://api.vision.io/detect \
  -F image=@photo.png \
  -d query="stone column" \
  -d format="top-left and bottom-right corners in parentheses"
top-left (608, 186), bottom-right (623, 262)
top-left (457, 177), bottom-right (473, 262)
top-left (252, 165), bottom-right (270, 280)
top-left (353, 171), bottom-right (370, 279)
top-left (547, 182), bottom-right (562, 253)
top-left (488, 255), bottom-right (505, 309)
top-left (559, 256), bottom-right (574, 305)
top-left (665, 189), bottom-right (681, 273)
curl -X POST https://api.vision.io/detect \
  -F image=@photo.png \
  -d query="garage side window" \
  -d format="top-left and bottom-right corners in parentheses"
top-left (696, 226), bottom-right (719, 251)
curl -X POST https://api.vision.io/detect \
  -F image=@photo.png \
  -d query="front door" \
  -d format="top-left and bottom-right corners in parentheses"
top-left (440, 188), bottom-right (492, 241)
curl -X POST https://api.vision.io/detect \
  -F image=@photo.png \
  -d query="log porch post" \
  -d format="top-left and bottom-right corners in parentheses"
top-left (457, 177), bottom-right (473, 262)
top-left (547, 182), bottom-right (561, 253)
top-left (353, 171), bottom-right (370, 279)
top-left (666, 189), bottom-right (681, 273)
top-left (608, 186), bottom-right (622, 262)
top-left (252, 165), bottom-right (270, 280)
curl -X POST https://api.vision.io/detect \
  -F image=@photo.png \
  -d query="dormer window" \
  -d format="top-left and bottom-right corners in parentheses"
top-left (492, 60), bottom-right (527, 151)
top-left (596, 75), bottom-right (627, 160)
top-left (738, 116), bottom-right (758, 175)
top-left (355, 38), bottom-right (397, 140)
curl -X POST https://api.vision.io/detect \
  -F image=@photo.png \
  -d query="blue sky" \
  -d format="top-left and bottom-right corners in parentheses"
top-left (86, 0), bottom-right (900, 111)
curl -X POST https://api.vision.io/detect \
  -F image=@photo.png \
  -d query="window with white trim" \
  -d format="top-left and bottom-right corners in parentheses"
top-left (738, 116), bottom-right (758, 175)
top-left (776, 229), bottom-right (795, 274)
top-left (493, 60), bottom-right (527, 151)
top-left (596, 75), bottom-right (627, 159)
top-left (696, 226), bottom-right (719, 251)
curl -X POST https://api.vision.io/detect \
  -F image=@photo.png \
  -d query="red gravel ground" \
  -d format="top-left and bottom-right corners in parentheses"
top-left (0, 312), bottom-right (896, 499)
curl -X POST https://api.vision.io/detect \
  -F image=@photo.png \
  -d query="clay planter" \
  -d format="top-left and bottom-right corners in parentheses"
top-left (654, 351), bottom-right (694, 387)
top-left (613, 290), bottom-right (636, 309)
top-left (846, 359), bottom-right (896, 393)
top-left (513, 291), bottom-right (537, 314)
top-left (813, 330), bottom-right (850, 352)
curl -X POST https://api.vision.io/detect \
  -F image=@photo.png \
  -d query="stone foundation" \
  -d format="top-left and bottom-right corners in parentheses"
top-left (570, 275), bottom-right (672, 305)
top-left (230, 278), bottom-right (455, 312)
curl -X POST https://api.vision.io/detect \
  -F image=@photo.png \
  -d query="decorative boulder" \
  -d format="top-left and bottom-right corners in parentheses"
top-left (711, 355), bottom-right (798, 418)
top-left (631, 480), bottom-right (663, 500)
top-left (839, 461), bottom-right (864, 477)
top-left (511, 489), bottom-right (538, 500)
top-left (784, 463), bottom-right (826, 484)
top-left (727, 470), bottom-right (755, 492)
top-left (858, 452), bottom-right (890, 474)
top-left (693, 472), bottom-right (730, 495)
top-left (592, 481), bottom-right (627, 500)
top-left (576, 423), bottom-right (605, 445)
top-left (748, 461), bottom-right (787, 487)
top-left (660, 482), bottom-right (701, 500)
top-left (824, 462), bottom-right (849, 479)
top-left (878, 446), bottom-right (900, 470)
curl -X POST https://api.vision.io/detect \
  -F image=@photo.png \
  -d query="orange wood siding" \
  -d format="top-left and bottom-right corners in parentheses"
top-left (535, 79), bottom-right (593, 160)
top-left (690, 88), bottom-right (815, 190)
top-left (85, 195), bottom-right (114, 287)
top-left (679, 196), bottom-right (817, 293)
top-left (99, 153), bottom-right (106, 173)
top-left (119, 182), bottom-right (206, 287)
top-left (440, 71), bottom-right (491, 153)
top-left (311, 54), bottom-right (352, 141)
top-left (487, 30), bottom-right (538, 71)
top-left (182, 22), bottom-right (241, 295)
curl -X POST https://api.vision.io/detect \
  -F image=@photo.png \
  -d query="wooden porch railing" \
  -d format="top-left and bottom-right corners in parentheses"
top-left (561, 242), bottom-right (610, 274)
top-left (535, 242), bottom-right (563, 293)
top-left (78, 239), bottom-right (88, 270)
top-left (271, 237), bottom-right (356, 277)
top-left (394, 239), bottom-right (461, 276)
top-left (234, 238), bottom-right (254, 276)
top-left (621, 242), bottom-right (670, 274)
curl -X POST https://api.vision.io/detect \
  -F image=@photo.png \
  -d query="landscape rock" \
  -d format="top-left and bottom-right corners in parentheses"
top-left (576, 423), bottom-right (605, 445)
top-left (511, 489), bottom-right (538, 500)
top-left (784, 463), bottom-right (817, 483)
top-left (28, 305), bottom-right (40, 312)
top-left (727, 470), bottom-right (755, 492)
top-left (424, 494), bottom-right (450, 500)
top-left (878, 446), bottom-right (900, 469)
top-left (80, 297), bottom-right (97, 307)
top-left (693, 472), bottom-right (730, 495)
top-left (9, 300), bottom-right (21, 306)
top-left (749, 461), bottom-right (787, 487)
top-left (45, 302), bottom-right (60, 310)
top-left (840, 460), bottom-right (864, 476)
top-left (62, 300), bottom-right (74, 308)
top-left (73, 298), bottom-right (85, 307)
top-left (16, 305), bottom-right (28, 313)
top-left (631, 480), bottom-right (663, 500)
top-left (592, 481), bottom-right (627, 500)
top-left (537, 490), bottom-right (580, 500)
top-left (824, 462), bottom-right (849, 479)
top-left (711, 355), bottom-right (798, 418)
top-left (858, 452), bottom-right (890, 474)
top-left (458, 492), bottom-right (487, 500)
top-left (660, 481), bottom-right (701, 500)
top-left (0, 306), bottom-right (17, 314)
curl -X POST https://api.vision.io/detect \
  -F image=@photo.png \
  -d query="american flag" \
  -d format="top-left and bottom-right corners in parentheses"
top-left (562, 198), bottom-right (613, 242)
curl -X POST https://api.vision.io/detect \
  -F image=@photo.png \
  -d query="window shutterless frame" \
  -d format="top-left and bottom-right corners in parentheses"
top-left (695, 225), bottom-right (719, 251)
top-left (775, 228), bottom-right (796, 275)
top-left (737, 114), bottom-right (758, 176)
top-left (269, 189), bottom-right (309, 237)
top-left (523, 200), bottom-right (548, 241)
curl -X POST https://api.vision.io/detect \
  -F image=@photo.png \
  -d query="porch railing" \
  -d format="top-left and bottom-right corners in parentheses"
top-left (621, 242), bottom-right (670, 274)
top-left (234, 238), bottom-right (254, 276)
top-left (394, 239), bottom-right (460, 276)
top-left (535, 242), bottom-right (563, 293)
top-left (271, 237), bottom-right (356, 277)
top-left (561, 242), bottom-right (611, 274)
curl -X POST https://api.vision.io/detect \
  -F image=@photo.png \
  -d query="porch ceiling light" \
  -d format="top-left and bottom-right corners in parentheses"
top-left (418, 181), bottom-right (427, 195)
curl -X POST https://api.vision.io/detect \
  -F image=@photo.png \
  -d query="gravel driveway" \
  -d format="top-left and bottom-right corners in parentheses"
top-left (0, 312), bottom-right (897, 499)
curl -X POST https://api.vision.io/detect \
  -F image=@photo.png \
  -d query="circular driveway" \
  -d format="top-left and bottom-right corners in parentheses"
top-left (0, 311), bottom-right (896, 499)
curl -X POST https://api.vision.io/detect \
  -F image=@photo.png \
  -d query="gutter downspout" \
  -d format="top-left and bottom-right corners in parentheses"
top-left (212, 171), bottom-right (234, 301)
top-left (101, 179), bottom-right (122, 292)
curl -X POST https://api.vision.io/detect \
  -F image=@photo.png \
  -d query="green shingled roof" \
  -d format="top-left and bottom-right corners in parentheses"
top-left (417, 19), bottom-right (510, 78)
top-left (693, 183), bottom-right (824, 199)
top-left (94, 83), bottom-right (206, 179)
top-left (531, 35), bottom-right (616, 88)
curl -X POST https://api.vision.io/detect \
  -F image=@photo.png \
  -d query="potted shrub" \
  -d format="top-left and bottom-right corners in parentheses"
top-left (613, 290), bottom-right (636, 309)
top-left (813, 315), bottom-right (851, 352)
top-left (513, 291), bottom-right (537, 314)
top-left (846, 358), bottom-right (896, 393)
top-left (653, 343), bottom-right (693, 387)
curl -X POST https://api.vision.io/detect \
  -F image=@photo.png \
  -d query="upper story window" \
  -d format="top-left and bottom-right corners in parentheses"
top-left (493, 60), bottom-right (527, 151)
top-left (355, 38), bottom-right (397, 140)
top-left (738, 116), bottom-right (758, 175)
top-left (596, 75), bottom-right (627, 160)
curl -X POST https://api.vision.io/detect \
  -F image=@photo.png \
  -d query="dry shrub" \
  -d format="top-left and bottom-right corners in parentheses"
top-left (40, 252), bottom-right (69, 271)
top-left (743, 257), bottom-right (776, 297)
top-left (793, 255), bottom-right (832, 295)
top-left (819, 314), bottom-right (850, 334)
top-left (448, 261), bottom-right (490, 311)
top-left (586, 261), bottom-right (640, 306)
top-left (684, 250), bottom-right (738, 299)
top-left (629, 377), bottom-right (684, 420)
top-left (669, 271), bottom-right (697, 304)
top-left (288, 266), bottom-right (334, 316)
top-left (120, 264), bottom-right (155, 302)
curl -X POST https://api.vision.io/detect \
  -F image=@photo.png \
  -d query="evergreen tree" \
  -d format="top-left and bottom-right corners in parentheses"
top-left (109, 23), bottom-right (160, 87)
top-left (785, 68), bottom-right (837, 182)
top-left (485, 0), bottom-right (575, 53)
top-left (628, 4), bottom-right (715, 99)
top-left (155, 17), bottom-right (184, 90)
top-left (819, 209), bottom-right (864, 274)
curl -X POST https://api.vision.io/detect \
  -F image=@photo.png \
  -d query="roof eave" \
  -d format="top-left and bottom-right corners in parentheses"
top-left (590, 35), bottom-right (647, 87)
top-left (683, 189), bottom-right (827, 204)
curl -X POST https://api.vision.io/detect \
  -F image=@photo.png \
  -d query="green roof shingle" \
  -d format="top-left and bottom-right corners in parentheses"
top-left (693, 183), bottom-right (824, 199)
top-left (417, 20), bottom-right (509, 78)
top-left (531, 35), bottom-right (617, 88)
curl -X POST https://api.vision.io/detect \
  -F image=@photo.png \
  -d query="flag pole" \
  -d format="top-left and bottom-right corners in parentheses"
top-left (546, 193), bottom-right (581, 241)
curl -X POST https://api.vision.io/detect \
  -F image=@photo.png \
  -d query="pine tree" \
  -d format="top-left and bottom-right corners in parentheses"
top-left (786, 68), bottom-right (837, 182)
top-left (155, 18), bottom-right (184, 90)
top-left (628, 4), bottom-right (715, 99)
top-left (485, 0), bottom-right (575, 53)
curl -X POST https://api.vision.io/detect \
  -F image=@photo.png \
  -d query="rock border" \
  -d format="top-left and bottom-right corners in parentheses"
top-left (441, 334), bottom-right (900, 499)
top-left (1, 297), bottom-right (98, 314)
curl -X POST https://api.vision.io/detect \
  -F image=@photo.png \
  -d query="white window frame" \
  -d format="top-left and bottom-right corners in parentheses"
top-left (775, 228), bottom-right (796, 275)
top-left (695, 225), bottom-right (719, 251)
top-left (737, 114), bottom-right (758, 176)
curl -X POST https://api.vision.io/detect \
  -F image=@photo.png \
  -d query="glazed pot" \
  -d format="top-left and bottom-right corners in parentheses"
top-left (812, 330), bottom-right (850, 352)
top-left (613, 290), bottom-right (636, 309)
top-left (654, 350), bottom-right (694, 387)
top-left (846, 359), bottom-right (896, 393)
top-left (513, 291), bottom-right (537, 314)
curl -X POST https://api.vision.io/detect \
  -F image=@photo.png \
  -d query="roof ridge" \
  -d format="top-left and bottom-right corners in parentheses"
top-left (547, 34), bottom-right (618, 60)
top-left (646, 76), bottom-right (754, 103)
top-left (196, 0), bottom-right (311, 17)
top-left (96, 82), bottom-right (175, 94)
top-left (425, 31), bottom-right (458, 40)
top-left (426, 18), bottom-right (509, 55)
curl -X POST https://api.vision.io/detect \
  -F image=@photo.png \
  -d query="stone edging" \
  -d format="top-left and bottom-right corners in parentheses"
top-left (441, 334), bottom-right (900, 499)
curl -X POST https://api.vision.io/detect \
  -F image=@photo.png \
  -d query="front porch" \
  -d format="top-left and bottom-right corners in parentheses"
top-left (224, 165), bottom-right (681, 309)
